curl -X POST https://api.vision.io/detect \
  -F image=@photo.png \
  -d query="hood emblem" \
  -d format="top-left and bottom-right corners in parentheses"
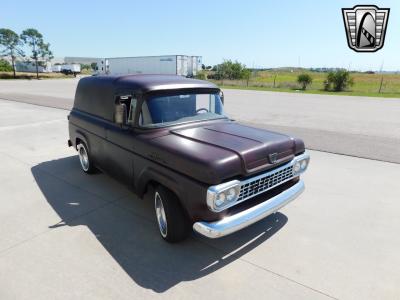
top-left (269, 153), bottom-right (278, 164)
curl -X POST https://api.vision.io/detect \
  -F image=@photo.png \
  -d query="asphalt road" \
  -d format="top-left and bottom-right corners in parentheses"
top-left (0, 99), bottom-right (399, 299)
top-left (0, 78), bottom-right (399, 163)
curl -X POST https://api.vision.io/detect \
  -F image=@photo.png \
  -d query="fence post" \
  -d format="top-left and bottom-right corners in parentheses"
top-left (378, 76), bottom-right (384, 93)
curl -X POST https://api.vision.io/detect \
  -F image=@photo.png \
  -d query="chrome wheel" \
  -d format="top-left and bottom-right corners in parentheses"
top-left (77, 144), bottom-right (89, 172)
top-left (155, 191), bottom-right (168, 238)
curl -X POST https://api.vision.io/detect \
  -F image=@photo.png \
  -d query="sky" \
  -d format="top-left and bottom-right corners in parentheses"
top-left (2, 0), bottom-right (400, 71)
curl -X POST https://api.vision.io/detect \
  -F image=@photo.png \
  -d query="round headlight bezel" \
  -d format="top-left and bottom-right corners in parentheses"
top-left (293, 155), bottom-right (309, 175)
top-left (293, 161), bottom-right (301, 174)
top-left (207, 181), bottom-right (241, 212)
top-left (226, 188), bottom-right (237, 202)
top-left (300, 159), bottom-right (308, 170)
top-left (215, 193), bottom-right (226, 207)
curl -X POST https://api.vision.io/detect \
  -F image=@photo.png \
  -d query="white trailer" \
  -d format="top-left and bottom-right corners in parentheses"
top-left (52, 65), bottom-right (62, 72)
top-left (188, 56), bottom-right (202, 76)
top-left (94, 58), bottom-right (108, 74)
top-left (95, 55), bottom-right (202, 77)
top-left (60, 64), bottom-right (81, 76)
top-left (15, 61), bottom-right (52, 73)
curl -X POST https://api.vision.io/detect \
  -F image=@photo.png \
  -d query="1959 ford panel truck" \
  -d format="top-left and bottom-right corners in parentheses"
top-left (68, 75), bottom-right (309, 242)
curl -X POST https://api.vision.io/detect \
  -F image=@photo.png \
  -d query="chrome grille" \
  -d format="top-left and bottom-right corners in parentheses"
top-left (237, 165), bottom-right (294, 202)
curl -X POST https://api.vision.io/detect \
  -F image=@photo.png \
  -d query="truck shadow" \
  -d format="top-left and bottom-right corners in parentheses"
top-left (31, 156), bottom-right (288, 293)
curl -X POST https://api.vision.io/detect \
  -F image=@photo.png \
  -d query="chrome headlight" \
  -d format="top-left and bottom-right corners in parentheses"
top-left (293, 161), bottom-right (301, 174)
top-left (207, 180), bottom-right (241, 212)
top-left (293, 153), bottom-right (310, 175)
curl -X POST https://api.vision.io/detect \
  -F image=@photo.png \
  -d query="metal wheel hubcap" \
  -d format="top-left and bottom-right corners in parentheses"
top-left (155, 192), bottom-right (168, 238)
top-left (78, 144), bottom-right (89, 171)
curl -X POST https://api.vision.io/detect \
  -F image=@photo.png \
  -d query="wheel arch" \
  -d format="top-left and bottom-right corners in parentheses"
top-left (74, 130), bottom-right (90, 151)
top-left (136, 167), bottom-right (184, 206)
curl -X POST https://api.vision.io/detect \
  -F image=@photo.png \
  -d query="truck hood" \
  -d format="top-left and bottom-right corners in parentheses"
top-left (146, 122), bottom-right (305, 184)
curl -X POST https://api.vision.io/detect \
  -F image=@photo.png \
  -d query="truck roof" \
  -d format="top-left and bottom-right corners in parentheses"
top-left (73, 75), bottom-right (219, 121)
top-left (83, 74), bottom-right (218, 93)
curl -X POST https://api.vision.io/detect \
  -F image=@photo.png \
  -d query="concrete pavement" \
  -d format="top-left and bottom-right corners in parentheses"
top-left (0, 78), bottom-right (399, 163)
top-left (0, 99), bottom-right (399, 299)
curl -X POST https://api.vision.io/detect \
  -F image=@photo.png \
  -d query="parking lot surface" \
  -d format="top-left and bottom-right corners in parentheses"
top-left (0, 99), bottom-right (399, 299)
top-left (0, 78), bottom-right (399, 163)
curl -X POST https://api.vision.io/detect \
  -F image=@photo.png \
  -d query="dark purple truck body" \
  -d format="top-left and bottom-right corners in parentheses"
top-left (68, 75), bottom-right (306, 224)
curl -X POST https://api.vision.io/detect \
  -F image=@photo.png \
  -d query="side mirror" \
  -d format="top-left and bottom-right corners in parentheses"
top-left (219, 90), bottom-right (224, 104)
top-left (115, 103), bottom-right (127, 125)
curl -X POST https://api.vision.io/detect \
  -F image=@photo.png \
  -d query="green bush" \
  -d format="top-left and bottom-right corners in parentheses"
top-left (80, 63), bottom-right (91, 70)
top-left (297, 73), bottom-right (313, 90)
top-left (0, 58), bottom-right (13, 72)
top-left (195, 70), bottom-right (207, 80)
top-left (324, 70), bottom-right (354, 91)
top-left (214, 60), bottom-right (247, 80)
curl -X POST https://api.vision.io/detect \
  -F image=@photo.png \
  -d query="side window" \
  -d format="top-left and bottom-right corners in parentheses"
top-left (196, 94), bottom-right (209, 112)
top-left (116, 95), bottom-right (134, 124)
top-left (196, 94), bottom-right (216, 113)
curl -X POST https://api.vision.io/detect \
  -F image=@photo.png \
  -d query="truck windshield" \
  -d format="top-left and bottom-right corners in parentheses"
top-left (140, 93), bottom-right (227, 127)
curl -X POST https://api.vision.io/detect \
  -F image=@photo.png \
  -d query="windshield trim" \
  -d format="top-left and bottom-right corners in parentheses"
top-left (139, 116), bottom-right (229, 129)
top-left (139, 116), bottom-right (232, 130)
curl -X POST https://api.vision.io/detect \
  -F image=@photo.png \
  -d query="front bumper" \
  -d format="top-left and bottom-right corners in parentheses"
top-left (193, 179), bottom-right (305, 238)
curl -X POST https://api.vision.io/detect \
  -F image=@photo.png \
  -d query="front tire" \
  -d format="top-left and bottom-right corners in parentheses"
top-left (77, 142), bottom-right (95, 174)
top-left (154, 186), bottom-right (190, 243)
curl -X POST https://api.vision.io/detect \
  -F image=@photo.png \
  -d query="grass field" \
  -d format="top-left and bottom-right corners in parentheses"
top-left (2, 69), bottom-right (400, 98)
top-left (210, 70), bottom-right (400, 98)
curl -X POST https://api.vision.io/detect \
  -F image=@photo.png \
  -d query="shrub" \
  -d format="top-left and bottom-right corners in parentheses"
top-left (297, 73), bottom-right (313, 90)
top-left (242, 69), bottom-right (252, 86)
top-left (80, 64), bottom-right (91, 70)
top-left (195, 70), bottom-right (207, 80)
top-left (325, 70), bottom-right (354, 91)
top-left (323, 80), bottom-right (330, 91)
top-left (0, 58), bottom-right (13, 72)
top-left (214, 60), bottom-right (247, 80)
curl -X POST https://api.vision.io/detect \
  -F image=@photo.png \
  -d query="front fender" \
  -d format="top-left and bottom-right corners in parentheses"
top-left (136, 166), bottom-right (183, 201)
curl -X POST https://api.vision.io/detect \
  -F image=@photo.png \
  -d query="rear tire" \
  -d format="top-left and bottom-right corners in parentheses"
top-left (154, 186), bottom-right (190, 243)
top-left (77, 142), bottom-right (96, 174)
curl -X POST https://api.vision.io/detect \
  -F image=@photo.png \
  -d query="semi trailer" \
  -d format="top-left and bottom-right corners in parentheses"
top-left (60, 64), bottom-right (81, 76)
top-left (94, 55), bottom-right (202, 77)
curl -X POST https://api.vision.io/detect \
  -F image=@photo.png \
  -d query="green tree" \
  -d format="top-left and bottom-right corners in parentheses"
top-left (0, 28), bottom-right (24, 78)
top-left (242, 69), bottom-right (252, 86)
top-left (0, 58), bottom-right (13, 72)
top-left (20, 28), bottom-right (53, 79)
top-left (324, 69), bottom-right (354, 91)
top-left (215, 60), bottom-right (247, 80)
top-left (80, 64), bottom-right (91, 70)
top-left (297, 73), bottom-right (313, 90)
